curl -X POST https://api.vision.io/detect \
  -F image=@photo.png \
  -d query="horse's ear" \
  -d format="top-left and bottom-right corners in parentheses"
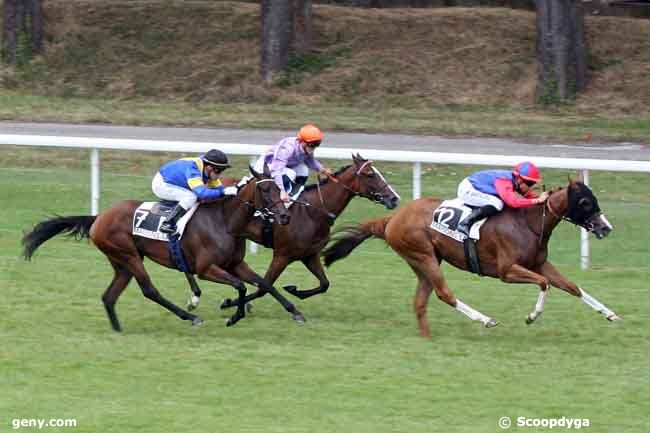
top-left (263, 162), bottom-right (271, 177)
top-left (568, 174), bottom-right (577, 185)
top-left (249, 165), bottom-right (261, 179)
top-left (356, 152), bottom-right (366, 162)
top-left (352, 153), bottom-right (360, 164)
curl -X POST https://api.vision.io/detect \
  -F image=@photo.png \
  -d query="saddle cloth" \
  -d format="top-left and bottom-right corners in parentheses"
top-left (132, 202), bottom-right (199, 241)
top-left (430, 199), bottom-right (488, 242)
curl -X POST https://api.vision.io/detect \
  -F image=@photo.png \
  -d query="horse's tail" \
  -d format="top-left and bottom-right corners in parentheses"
top-left (322, 215), bottom-right (392, 267)
top-left (22, 215), bottom-right (97, 260)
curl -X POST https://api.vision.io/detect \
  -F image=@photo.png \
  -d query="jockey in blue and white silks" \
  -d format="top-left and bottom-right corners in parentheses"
top-left (254, 124), bottom-right (333, 203)
top-left (152, 149), bottom-right (237, 234)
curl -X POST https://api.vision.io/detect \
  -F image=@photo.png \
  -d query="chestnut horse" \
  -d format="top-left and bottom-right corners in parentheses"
top-left (22, 167), bottom-right (305, 332)
top-left (323, 180), bottom-right (620, 338)
top-left (212, 154), bottom-right (400, 312)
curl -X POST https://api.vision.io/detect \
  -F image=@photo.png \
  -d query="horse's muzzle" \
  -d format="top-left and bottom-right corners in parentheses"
top-left (589, 213), bottom-right (613, 239)
top-left (278, 213), bottom-right (291, 225)
top-left (384, 195), bottom-right (399, 210)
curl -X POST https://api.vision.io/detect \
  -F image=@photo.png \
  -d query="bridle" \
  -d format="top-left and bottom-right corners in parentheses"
top-left (535, 187), bottom-right (599, 242)
top-left (236, 178), bottom-right (285, 222)
top-left (322, 161), bottom-right (393, 205)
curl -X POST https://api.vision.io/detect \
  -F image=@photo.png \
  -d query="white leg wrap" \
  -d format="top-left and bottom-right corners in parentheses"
top-left (455, 299), bottom-right (492, 325)
top-left (579, 288), bottom-right (619, 320)
top-left (190, 295), bottom-right (200, 307)
top-left (527, 290), bottom-right (548, 322)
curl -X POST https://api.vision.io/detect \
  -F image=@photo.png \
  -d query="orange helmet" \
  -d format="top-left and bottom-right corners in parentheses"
top-left (297, 124), bottom-right (324, 144)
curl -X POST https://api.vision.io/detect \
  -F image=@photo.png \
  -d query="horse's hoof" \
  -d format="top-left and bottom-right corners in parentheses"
top-left (283, 285), bottom-right (298, 295)
top-left (607, 314), bottom-right (622, 322)
top-left (485, 319), bottom-right (499, 328)
top-left (220, 299), bottom-right (234, 310)
top-left (191, 317), bottom-right (204, 326)
top-left (226, 316), bottom-right (241, 327)
top-left (525, 314), bottom-right (536, 325)
top-left (293, 313), bottom-right (306, 324)
top-left (187, 295), bottom-right (200, 310)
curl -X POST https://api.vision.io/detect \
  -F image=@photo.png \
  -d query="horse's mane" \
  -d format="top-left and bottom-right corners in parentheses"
top-left (303, 165), bottom-right (352, 191)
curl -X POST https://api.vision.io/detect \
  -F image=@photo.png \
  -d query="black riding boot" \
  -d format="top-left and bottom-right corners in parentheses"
top-left (160, 204), bottom-right (187, 234)
top-left (457, 205), bottom-right (499, 237)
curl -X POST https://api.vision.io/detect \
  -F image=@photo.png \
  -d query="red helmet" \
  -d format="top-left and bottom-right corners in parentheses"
top-left (513, 161), bottom-right (541, 183)
top-left (297, 124), bottom-right (324, 144)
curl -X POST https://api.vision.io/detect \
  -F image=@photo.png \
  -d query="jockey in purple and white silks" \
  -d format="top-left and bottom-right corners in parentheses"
top-left (254, 124), bottom-right (333, 204)
top-left (152, 149), bottom-right (238, 234)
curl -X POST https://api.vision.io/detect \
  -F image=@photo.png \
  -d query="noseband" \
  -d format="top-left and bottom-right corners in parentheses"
top-left (237, 178), bottom-right (285, 221)
top-left (331, 161), bottom-right (393, 204)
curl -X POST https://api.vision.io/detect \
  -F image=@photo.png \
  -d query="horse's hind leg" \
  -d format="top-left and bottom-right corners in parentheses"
top-left (409, 268), bottom-right (434, 339)
top-left (125, 257), bottom-right (203, 326)
top-left (407, 254), bottom-right (498, 333)
top-left (101, 260), bottom-right (133, 332)
top-left (537, 261), bottom-right (621, 321)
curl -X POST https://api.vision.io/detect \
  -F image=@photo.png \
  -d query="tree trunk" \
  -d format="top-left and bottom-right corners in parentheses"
top-left (535, 0), bottom-right (588, 101)
top-left (3, 0), bottom-right (18, 64)
top-left (260, 0), bottom-right (294, 83)
top-left (30, 0), bottom-right (44, 54)
top-left (2, 0), bottom-right (44, 64)
top-left (293, 0), bottom-right (312, 55)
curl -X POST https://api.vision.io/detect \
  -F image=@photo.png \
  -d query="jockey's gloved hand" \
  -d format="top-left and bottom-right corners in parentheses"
top-left (224, 186), bottom-right (238, 196)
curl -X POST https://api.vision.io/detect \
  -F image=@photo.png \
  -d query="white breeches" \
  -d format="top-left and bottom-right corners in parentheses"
top-left (254, 157), bottom-right (309, 181)
top-left (457, 178), bottom-right (504, 211)
top-left (152, 172), bottom-right (197, 210)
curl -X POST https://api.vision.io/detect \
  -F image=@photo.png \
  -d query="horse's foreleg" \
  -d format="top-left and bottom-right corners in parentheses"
top-left (499, 263), bottom-right (550, 324)
top-left (538, 261), bottom-right (621, 322)
top-left (284, 254), bottom-right (330, 299)
top-left (231, 261), bottom-right (306, 323)
top-left (197, 265), bottom-right (248, 326)
top-left (220, 255), bottom-right (289, 310)
top-left (185, 272), bottom-right (202, 310)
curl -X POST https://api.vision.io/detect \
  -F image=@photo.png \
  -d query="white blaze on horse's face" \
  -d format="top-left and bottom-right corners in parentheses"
top-left (371, 166), bottom-right (401, 201)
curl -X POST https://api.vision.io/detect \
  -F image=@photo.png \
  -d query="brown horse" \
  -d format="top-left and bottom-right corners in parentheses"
top-left (22, 167), bottom-right (305, 332)
top-left (323, 179), bottom-right (620, 338)
top-left (212, 154), bottom-right (400, 312)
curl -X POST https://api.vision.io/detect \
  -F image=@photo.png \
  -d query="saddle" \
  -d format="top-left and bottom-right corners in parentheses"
top-left (430, 199), bottom-right (490, 276)
top-left (132, 201), bottom-right (200, 273)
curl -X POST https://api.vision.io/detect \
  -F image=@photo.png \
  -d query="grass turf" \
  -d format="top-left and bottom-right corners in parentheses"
top-left (0, 148), bottom-right (648, 432)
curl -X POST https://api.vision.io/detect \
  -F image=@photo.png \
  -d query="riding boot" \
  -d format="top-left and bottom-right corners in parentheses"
top-left (457, 205), bottom-right (499, 237)
top-left (160, 204), bottom-right (187, 234)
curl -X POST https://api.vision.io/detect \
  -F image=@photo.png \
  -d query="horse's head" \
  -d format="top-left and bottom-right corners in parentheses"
top-left (241, 164), bottom-right (291, 225)
top-left (347, 153), bottom-right (400, 209)
top-left (565, 179), bottom-right (613, 239)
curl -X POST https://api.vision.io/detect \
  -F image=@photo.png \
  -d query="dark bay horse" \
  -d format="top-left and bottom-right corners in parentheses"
top-left (191, 154), bottom-right (400, 311)
top-left (323, 179), bottom-right (620, 338)
top-left (22, 167), bottom-right (306, 332)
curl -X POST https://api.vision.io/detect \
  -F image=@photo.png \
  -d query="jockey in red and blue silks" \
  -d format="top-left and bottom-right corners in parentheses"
top-left (152, 149), bottom-right (238, 234)
top-left (455, 161), bottom-right (550, 236)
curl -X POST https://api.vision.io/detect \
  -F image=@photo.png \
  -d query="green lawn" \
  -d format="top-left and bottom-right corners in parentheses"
top-left (1, 148), bottom-right (648, 433)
